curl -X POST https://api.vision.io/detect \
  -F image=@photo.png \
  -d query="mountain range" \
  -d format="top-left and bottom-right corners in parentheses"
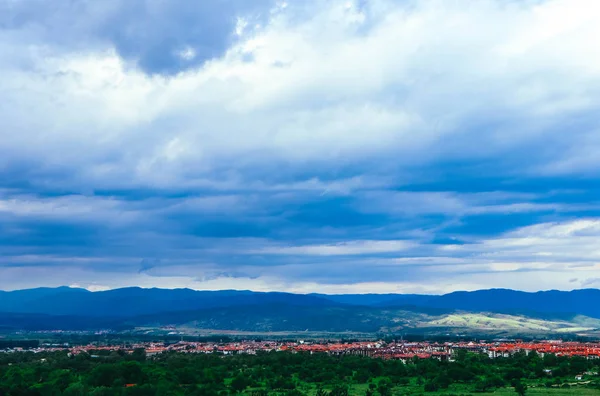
top-left (1, 287), bottom-right (600, 336)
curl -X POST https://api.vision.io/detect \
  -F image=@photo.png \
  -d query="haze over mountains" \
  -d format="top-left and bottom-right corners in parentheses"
top-left (2, 287), bottom-right (600, 336)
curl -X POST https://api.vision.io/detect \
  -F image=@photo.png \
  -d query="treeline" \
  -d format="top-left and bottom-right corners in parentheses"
top-left (0, 340), bottom-right (39, 349)
top-left (1, 349), bottom-right (600, 395)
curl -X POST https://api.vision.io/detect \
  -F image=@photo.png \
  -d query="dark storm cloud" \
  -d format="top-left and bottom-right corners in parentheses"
top-left (0, 0), bottom-right (276, 74)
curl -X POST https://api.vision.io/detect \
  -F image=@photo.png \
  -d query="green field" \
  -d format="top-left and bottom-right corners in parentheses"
top-left (449, 388), bottom-right (600, 395)
top-left (291, 383), bottom-right (600, 396)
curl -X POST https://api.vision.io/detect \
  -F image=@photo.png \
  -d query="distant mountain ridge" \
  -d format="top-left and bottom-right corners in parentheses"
top-left (2, 287), bottom-right (600, 317)
top-left (0, 287), bottom-right (336, 317)
top-left (1, 287), bottom-right (600, 335)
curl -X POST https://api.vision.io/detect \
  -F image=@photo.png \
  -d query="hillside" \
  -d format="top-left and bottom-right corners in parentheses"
top-left (2, 287), bottom-right (600, 336)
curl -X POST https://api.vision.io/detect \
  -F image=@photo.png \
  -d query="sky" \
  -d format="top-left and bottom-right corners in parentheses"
top-left (1, 0), bottom-right (600, 294)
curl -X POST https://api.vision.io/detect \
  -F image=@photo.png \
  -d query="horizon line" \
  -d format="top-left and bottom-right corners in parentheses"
top-left (2, 285), bottom-right (599, 295)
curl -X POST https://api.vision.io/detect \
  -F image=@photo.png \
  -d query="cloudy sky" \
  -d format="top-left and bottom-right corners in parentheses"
top-left (1, 0), bottom-right (600, 293)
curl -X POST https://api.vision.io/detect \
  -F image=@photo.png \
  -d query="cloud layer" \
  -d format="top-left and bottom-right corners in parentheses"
top-left (1, 0), bottom-right (600, 293)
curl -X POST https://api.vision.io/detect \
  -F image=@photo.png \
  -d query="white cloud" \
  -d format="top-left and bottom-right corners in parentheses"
top-left (0, 192), bottom-right (140, 224)
top-left (3, 0), bottom-right (600, 291)
top-left (177, 46), bottom-right (197, 61)
top-left (254, 240), bottom-right (415, 255)
top-left (2, 0), bottom-right (600, 190)
top-left (472, 219), bottom-right (600, 262)
top-left (353, 190), bottom-right (585, 219)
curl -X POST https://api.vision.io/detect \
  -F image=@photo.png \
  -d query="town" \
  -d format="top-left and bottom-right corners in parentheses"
top-left (4, 339), bottom-right (600, 363)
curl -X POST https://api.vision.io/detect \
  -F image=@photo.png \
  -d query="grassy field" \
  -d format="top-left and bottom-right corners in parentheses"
top-left (463, 388), bottom-right (600, 395)
top-left (423, 313), bottom-right (599, 334)
top-left (285, 383), bottom-right (600, 395)
top-left (402, 387), bottom-right (599, 395)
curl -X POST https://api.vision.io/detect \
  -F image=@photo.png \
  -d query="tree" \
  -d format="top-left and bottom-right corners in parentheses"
top-left (377, 378), bottom-right (392, 396)
top-left (63, 382), bottom-right (88, 396)
top-left (120, 361), bottom-right (145, 385)
top-left (454, 349), bottom-right (468, 363)
top-left (87, 364), bottom-right (122, 388)
top-left (424, 380), bottom-right (439, 392)
top-left (570, 356), bottom-right (590, 375)
top-left (230, 374), bottom-right (250, 393)
top-left (504, 368), bottom-right (525, 382)
top-left (130, 348), bottom-right (147, 362)
top-left (433, 373), bottom-right (451, 389)
top-left (512, 379), bottom-right (527, 396)
top-left (447, 365), bottom-right (475, 382)
top-left (473, 379), bottom-right (489, 393)
top-left (48, 369), bottom-right (74, 392)
top-left (353, 368), bottom-right (371, 383)
top-left (89, 387), bottom-right (115, 396)
top-left (329, 385), bottom-right (349, 396)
